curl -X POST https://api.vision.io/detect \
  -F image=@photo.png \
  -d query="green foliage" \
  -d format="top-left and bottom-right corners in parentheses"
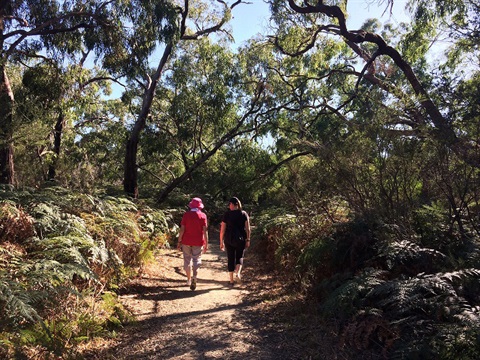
top-left (188, 139), bottom-right (275, 203)
top-left (376, 239), bottom-right (448, 276)
top-left (2, 290), bottom-right (133, 357)
top-left (0, 275), bottom-right (42, 328)
top-left (254, 198), bottom-right (348, 289)
top-left (407, 0), bottom-right (478, 69)
top-left (0, 186), bottom-right (172, 357)
top-left (296, 237), bottom-right (335, 276)
top-left (253, 208), bottom-right (298, 264)
top-left (0, 246), bottom-right (45, 329)
top-left (256, 195), bottom-right (480, 358)
top-left (321, 268), bottom-right (389, 320)
top-left (0, 1), bottom-right (478, 359)
top-left (286, 218), bottom-right (470, 357)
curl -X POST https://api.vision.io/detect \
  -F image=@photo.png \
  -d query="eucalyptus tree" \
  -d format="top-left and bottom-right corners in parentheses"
top-left (230, 25), bottom-right (352, 179)
top-left (122, 0), bottom-right (248, 198)
top-left (126, 32), bottom-right (319, 203)
top-left (15, 62), bottom-right (125, 188)
top-left (238, 0), bottom-right (480, 223)
top-left (268, 0), bottom-right (479, 167)
top-left (15, 63), bottom-right (69, 185)
top-left (137, 38), bottom-right (243, 197)
top-left (232, 30), bottom-right (385, 212)
top-left (254, 3), bottom-right (480, 358)
top-left (139, 37), bottom-right (275, 202)
top-left (0, 0), bottom-right (118, 185)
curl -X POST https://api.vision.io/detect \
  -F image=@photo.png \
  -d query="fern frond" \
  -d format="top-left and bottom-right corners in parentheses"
top-left (57, 213), bottom-right (90, 238)
top-left (320, 268), bottom-right (388, 319)
top-left (28, 202), bottom-right (64, 237)
top-left (26, 234), bottom-right (100, 284)
top-left (137, 207), bottom-right (170, 237)
top-left (453, 306), bottom-right (480, 326)
top-left (376, 239), bottom-right (447, 274)
top-left (32, 259), bottom-right (98, 284)
top-left (435, 268), bottom-right (480, 284)
top-left (89, 239), bottom-right (109, 265)
top-left (0, 279), bottom-right (40, 326)
top-left (101, 196), bottom-right (138, 214)
top-left (368, 275), bottom-right (456, 315)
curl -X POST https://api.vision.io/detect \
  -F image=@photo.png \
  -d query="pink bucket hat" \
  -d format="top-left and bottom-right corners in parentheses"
top-left (188, 197), bottom-right (204, 209)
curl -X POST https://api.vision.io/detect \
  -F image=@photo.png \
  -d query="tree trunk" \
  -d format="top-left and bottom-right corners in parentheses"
top-left (48, 111), bottom-right (65, 181)
top-left (124, 131), bottom-right (140, 198)
top-left (0, 66), bottom-right (15, 185)
top-left (123, 42), bottom-right (174, 197)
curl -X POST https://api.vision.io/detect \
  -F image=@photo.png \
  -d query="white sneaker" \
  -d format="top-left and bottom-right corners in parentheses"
top-left (235, 273), bottom-right (242, 282)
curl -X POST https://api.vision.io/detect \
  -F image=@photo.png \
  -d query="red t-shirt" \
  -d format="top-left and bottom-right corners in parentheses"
top-left (180, 210), bottom-right (207, 246)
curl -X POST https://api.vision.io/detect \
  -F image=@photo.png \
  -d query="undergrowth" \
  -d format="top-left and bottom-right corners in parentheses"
top-left (0, 186), bottom-right (175, 359)
top-left (255, 201), bottom-right (480, 359)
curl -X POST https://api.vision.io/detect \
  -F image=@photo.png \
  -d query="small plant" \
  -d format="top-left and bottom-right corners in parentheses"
top-left (0, 201), bottom-right (35, 243)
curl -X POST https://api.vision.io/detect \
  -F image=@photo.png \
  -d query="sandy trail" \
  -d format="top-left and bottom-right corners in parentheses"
top-left (83, 239), bottom-right (295, 359)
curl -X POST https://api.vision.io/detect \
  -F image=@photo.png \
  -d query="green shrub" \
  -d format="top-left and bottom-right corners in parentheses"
top-left (0, 187), bottom-right (171, 358)
top-left (256, 201), bottom-right (480, 359)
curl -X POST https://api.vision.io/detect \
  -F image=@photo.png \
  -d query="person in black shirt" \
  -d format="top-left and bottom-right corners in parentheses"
top-left (219, 197), bottom-right (251, 285)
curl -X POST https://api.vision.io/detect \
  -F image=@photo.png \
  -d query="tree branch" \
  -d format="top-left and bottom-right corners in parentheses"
top-left (80, 76), bottom-right (126, 89)
top-left (285, 0), bottom-right (477, 163)
top-left (137, 165), bottom-right (168, 186)
top-left (4, 11), bottom-right (113, 59)
top-left (257, 151), bottom-right (311, 180)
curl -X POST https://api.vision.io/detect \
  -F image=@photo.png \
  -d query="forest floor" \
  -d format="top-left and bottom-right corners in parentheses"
top-left (80, 233), bottom-right (340, 360)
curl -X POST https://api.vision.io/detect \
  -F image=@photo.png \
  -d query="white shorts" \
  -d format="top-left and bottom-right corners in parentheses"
top-left (181, 245), bottom-right (203, 272)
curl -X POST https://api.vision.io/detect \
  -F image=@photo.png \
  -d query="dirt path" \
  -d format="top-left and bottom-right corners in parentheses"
top-left (82, 238), bottom-right (337, 360)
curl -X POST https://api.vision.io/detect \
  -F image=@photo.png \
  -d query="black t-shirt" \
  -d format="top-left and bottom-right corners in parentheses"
top-left (222, 209), bottom-right (248, 241)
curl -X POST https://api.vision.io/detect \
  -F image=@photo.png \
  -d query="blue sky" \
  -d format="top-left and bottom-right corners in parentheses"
top-left (230, 0), bottom-right (410, 46)
top-left (109, 1), bottom-right (411, 99)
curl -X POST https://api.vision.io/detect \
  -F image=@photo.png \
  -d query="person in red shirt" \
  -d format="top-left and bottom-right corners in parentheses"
top-left (177, 197), bottom-right (209, 291)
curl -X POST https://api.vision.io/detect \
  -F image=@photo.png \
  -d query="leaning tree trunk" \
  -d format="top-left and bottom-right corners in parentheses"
top-left (123, 42), bottom-right (174, 198)
top-left (287, 0), bottom-right (478, 167)
top-left (0, 66), bottom-right (15, 185)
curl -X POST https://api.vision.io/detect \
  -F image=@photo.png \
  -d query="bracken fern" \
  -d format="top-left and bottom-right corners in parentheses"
top-left (0, 186), bottom-right (173, 357)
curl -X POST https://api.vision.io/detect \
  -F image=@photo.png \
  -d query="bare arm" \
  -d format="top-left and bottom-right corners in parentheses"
top-left (245, 215), bottom-right (251, 249)
top-left (177, 224), bottom-right (185, 250)
top-left (220, 222), bottom-right (226, 251)
top-left (203, 225), bottom-right (209, 253)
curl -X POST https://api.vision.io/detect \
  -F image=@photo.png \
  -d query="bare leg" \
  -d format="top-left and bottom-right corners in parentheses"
top-left (234, 264), bottom-right (242, 280)
top-left (190, 267), bottom-right (197, 290)
top-left (229, 271), bottom-right (234, 284)
top-left (186, 266), bottom-right (192, 284)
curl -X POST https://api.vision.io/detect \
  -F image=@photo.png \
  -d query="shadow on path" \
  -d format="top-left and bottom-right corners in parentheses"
top-left (81, 233), bottom-right (328, 360)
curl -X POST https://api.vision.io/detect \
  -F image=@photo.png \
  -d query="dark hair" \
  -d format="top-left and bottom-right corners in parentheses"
top-left (229, 197), bottom-right (242, 209)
